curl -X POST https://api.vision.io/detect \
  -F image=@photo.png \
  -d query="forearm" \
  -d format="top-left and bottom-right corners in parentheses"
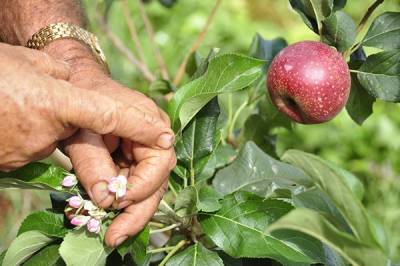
top-left (0, 0), bottom-right (104, 76)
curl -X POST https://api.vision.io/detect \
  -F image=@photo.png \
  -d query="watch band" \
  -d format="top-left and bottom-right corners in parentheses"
top-left (26, 23), bottom-right (107, 68)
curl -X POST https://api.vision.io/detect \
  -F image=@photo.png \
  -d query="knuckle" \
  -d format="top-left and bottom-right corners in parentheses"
top-left (99, 103), bottom-right (120, 135)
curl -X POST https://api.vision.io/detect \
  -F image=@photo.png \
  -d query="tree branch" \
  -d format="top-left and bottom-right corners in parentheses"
top-left (357, 0), bottom-right (384, 33)
top-left (136, 0), bottom-right (170, 80)
top-left (173, 0), bottom-right (221, 86)
top-left (96, 13), bottom-right (156, 82)
top-left (121, 0), bottom-right (147, 65)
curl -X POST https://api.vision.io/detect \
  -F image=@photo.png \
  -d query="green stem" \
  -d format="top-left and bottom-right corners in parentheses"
top-left (149, 221), bottom-right (165, 228)
top-left (158, 240), bottom-right (187, 266)
top-left (228, 100), bottom-right (248, 140)
top-left (158, 199), bottom-right (182, 223)
top-left (168, 182), bottom-right (178, 197)
top-left (147, 245), bottom-right (178, 254)
top-left (190, 168), bottom-right (195, 187)
top-left (150, 223), bottom-right (181, 234)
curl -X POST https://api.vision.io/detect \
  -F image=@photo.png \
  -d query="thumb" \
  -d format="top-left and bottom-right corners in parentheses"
top-left (55, 80), bottom-right (175, 149)
top-left (17, 46), bottom-right (70, 80)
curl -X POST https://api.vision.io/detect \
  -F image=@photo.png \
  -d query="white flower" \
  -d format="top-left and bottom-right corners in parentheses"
top-left (83, 200), bottom-right (97, 211)
top-left (88, 208), bottom-right (107, 220)
top-left (108, 175), bottom-right (128, 199)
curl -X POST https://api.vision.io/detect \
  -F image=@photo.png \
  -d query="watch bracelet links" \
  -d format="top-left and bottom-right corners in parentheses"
top-left (26, 22), bottom-right (108, 70)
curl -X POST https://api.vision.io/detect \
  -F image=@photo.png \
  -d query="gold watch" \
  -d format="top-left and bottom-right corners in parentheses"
top-left (26, 22), bottom-right (107, 68)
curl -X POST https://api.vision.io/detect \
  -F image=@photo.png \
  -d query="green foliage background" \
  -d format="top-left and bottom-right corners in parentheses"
top-left (1, 0), bottom-right (400, 261)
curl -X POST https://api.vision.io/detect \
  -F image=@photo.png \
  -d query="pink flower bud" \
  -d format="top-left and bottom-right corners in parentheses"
top-left (62, 175), bottom-right (78, 187)
top-left (108, 175), bottom-right (128, 199)
top-left (87, 218), bottom-right (101, 234)
top-left (71, 215), bottom-right (90, 227)
top-left (68, 196), bottom-right (83, 208)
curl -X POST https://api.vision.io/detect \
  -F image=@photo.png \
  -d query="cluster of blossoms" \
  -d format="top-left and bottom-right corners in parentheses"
top-left (65, 195), bottom-right (106, 234)
top-left (61, 174), bottom-right (129, 234)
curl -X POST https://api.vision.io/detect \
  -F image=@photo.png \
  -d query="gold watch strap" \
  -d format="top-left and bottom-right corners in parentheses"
top-left (26, 23), bottom-right (107, 68)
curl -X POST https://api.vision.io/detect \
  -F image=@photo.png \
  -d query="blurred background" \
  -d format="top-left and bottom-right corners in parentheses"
top-left (1, 0), bottom-right (400, 261)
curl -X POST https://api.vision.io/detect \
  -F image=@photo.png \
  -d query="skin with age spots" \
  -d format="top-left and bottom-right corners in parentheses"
top-left (267, 41), bottom-right (351, 124)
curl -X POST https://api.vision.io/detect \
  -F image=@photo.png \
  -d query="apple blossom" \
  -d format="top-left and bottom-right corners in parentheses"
top-left (108, 175), bottom-right (128, 199)
top-left (87, 218), bottom-right (101, 234)
top-left (83, 200), bottom-right (97, 211)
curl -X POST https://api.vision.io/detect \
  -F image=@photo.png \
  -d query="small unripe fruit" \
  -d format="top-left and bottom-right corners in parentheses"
top-left (267, 41), bottom-right (350, 124)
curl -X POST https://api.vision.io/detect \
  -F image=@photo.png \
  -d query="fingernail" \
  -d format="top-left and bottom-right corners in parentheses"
top-left (92, 181), bottom-right (109, 204)
top-left (114, 236), bottom-right (128, 247)
top-left (157, 133), bottom-right (175, 149)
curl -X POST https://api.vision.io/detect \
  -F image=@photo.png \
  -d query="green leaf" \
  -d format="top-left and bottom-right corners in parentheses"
top-left (321, 11), bottom-right (357, 52)
top-left (268, 208), bottom-right (387, 266)
top-left (24, 244), bottom-right (65, 266)
top-left (18, 210), bottom-right (68, 238)
top-left (333, 0), bottom-right (347, 10)
top-left (0, 162), bottom-right (67, 191)
top-left (175, 186), bottom-right (198, 217)
top-left (282, 150), bottom-right (380, 247)
top-left (213, 142), bottom-right (313, 197)
top-left (191, 48), bottom-right (221, 81)
top-left (289, 0), bottom-right (334, 33)
top-left (249, 33), bottom-right (287, 69)
top-left (168, 53), bottom-right (264, 131)
top-left (175, 97), bottom-right (220, 171)
top-left (362, 12), bottom-right (400, 50)
top-left (196, 144), bottom-right (237, 183)
top-left (293, 187), bottom-right (351, 232)
top-left (197, 186), bottom-right (222, 212)
top-left (346, 71), bottom-right (375, 125)
top-left (356, 50), bottom-right (400, 102)
top-left (59, 230), bottom-right (112, 266)
top-left (199, 191), bottom-right (315, 264)
top-left (0, 250), bottom-right (6, 265)
top-left (185, 51), bottom-right (202, 78)
top-left (158, 0), bottom-right (177, 8)
top-left (117, 226), bottom-right (150, 265)
top-left (166, 242), bottom-right (223, 266)
top-left (240, 114), bottom-right (278, 157)
top-left (271, 229), bottom-right (345, 265)
top-left (3, 231), bottom-right (55, 266)
top-left (346, 47), bottom-right (375, 125)
top-left (328, 163), bottom-right (365, 200)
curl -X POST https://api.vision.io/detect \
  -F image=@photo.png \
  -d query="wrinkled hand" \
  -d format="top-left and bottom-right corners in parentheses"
top-left (0, 43), bottom-right (173, 173)
top-left (64, 70), bottom-right (176, 247)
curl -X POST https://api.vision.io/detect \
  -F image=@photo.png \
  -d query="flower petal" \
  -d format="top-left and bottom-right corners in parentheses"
top-left (71, 215), bottom-right (90, 227)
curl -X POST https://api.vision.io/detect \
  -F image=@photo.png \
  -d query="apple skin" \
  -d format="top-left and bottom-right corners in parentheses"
top-left (267, 41), bottom-right (350, 124)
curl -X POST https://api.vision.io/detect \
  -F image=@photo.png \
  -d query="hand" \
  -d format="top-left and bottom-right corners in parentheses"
top-left (64, 69), bottom-right (176, 247)
top-left (0, 43), bottom-right (173, 172)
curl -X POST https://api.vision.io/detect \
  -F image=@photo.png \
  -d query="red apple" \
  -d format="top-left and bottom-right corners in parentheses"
top-left (267, 41), bottom-right (350, 124)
